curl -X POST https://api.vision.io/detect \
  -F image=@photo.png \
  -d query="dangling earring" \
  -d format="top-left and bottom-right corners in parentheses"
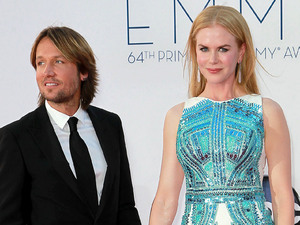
top-left (197, 67), bottom-right (201, 82)
top-left (238, 62), bottom-right (242, 83)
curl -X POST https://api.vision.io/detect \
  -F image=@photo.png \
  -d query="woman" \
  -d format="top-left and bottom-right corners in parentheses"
top-left (149, 5), bottom-right (294, 225)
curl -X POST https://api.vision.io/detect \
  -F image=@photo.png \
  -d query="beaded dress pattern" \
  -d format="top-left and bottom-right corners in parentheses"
top-left (176, 95), bottom-right (273, 225)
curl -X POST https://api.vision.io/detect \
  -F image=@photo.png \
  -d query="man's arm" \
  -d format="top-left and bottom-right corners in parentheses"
top-left (116, 117), bottom-right (141, 225)
top-left (0, 126), bottom-right (28, 225)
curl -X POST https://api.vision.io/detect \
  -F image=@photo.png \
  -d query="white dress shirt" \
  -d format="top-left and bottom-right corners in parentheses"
top-left (45, 101), bottom-right (107, 203)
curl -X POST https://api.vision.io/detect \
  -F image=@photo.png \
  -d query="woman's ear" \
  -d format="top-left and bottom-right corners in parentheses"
top-left (239, 43), bottom-right (246, 62)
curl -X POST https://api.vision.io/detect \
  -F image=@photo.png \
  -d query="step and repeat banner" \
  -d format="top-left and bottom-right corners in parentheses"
top-left (0, 1), bottom-right (299, 224)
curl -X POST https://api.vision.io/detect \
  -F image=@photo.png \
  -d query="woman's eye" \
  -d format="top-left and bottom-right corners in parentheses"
top-left (56, 60), bottom-right (63, 64)
top-left (199, 47), bottom-right (208, 52)
top-left (219, 48), bottom-right (228, 52)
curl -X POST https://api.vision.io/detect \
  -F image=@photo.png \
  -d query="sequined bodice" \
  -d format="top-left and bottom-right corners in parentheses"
top-left (176, 95), bottom-right (273, 225)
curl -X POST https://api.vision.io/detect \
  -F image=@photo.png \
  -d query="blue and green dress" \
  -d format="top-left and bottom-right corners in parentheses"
top-left (176, 94), bottom-right (273, 224)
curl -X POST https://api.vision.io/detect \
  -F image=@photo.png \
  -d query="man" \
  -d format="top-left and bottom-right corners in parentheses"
top-left (0, 26), bottom-right (141, 225)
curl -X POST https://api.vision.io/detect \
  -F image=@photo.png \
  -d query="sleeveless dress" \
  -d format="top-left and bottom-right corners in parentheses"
top-left (176, 94), bottom-right (274, 225)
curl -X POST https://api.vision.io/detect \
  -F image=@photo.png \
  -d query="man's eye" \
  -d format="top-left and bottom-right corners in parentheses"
top-left (37, 61), bottom-right (44, 66)
top-left (56, 60), bottom-right (63, 64)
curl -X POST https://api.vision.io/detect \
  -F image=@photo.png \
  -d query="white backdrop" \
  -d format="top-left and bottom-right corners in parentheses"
top-left (0, 1), bottom-right (299, 224)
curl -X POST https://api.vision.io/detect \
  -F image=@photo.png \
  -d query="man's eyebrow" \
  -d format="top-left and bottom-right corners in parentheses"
top-left (36, 55), bottom-right (65, 59)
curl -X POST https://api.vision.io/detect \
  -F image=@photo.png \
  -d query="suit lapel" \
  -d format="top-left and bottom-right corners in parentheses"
top-left (28, 106), bottom-right (88, 207)
top-left (87, 107), bottom-right (115, 218)
top-left (29, 105), bottom-right (117, 219)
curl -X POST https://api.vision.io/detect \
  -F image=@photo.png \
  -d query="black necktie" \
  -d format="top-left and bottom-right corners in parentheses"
top-left (68, 117), bottom-right (98, 213)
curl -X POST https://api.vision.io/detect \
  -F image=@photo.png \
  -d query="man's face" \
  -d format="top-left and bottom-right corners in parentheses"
top-left (35, 37), bottom-right (87, 110)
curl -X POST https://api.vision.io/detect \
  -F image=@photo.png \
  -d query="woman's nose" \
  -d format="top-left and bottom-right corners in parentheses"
top-left (209, 52), bottom-right (219, 64)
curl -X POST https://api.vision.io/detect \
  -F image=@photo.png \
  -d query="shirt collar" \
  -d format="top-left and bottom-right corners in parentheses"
top-left (45, 101), bottom-right (87, 130)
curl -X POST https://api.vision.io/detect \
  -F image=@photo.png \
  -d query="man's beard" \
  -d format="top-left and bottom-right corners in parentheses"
top-left (41, 89), bottom-right (78, 104)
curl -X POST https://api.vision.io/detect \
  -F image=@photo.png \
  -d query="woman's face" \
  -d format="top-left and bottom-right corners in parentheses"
top-left (195, 24), bottom-right (245, 86)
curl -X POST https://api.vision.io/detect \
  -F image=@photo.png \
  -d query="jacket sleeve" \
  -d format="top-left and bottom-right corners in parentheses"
top-left (0, 127), bottom-right (28, 225)
top-left (116, 118), bottom-right (141, 225)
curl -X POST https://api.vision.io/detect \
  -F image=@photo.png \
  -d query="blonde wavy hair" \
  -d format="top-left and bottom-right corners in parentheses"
top-left (186, 5), bottom-right (259, 97)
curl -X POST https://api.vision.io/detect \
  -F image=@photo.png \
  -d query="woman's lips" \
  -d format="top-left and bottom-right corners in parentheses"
top-left (207, 68), bottom-right (221, 73)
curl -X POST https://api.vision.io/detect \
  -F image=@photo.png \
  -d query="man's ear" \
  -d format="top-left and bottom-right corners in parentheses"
top-left (80, 72), bottom-right (88, 81)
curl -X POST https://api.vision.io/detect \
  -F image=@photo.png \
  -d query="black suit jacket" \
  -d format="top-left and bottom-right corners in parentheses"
top-left (0, 105), bottom-right (141, 225)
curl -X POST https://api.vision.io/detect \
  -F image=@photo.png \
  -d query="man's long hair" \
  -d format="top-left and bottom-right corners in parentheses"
top-left (30, 26), bottom-right (98, 109)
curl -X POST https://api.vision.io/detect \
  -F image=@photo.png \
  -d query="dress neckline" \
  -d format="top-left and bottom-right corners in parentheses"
top-left (196, 94), bottom-right (253, 103)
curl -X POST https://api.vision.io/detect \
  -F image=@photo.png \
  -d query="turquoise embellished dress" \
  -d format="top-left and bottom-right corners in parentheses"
top-left (176, 95), bottom-right (274, 225)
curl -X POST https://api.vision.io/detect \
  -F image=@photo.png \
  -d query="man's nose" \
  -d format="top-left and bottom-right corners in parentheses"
top-left (43, 64), bottom-right (55, 76)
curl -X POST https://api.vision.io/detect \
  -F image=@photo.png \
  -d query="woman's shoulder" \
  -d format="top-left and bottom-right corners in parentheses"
top-left (262, 97), bottom-right (283, 113)
top-left (262, 97), bottom-right (285, 124)
top-left (166, 102), bottom-right (185, 120)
